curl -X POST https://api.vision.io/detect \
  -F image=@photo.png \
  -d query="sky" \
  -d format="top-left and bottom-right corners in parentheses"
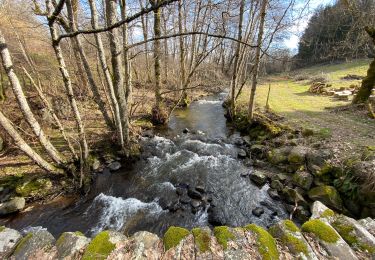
top-left (283, 0), bottom-right (335, 51)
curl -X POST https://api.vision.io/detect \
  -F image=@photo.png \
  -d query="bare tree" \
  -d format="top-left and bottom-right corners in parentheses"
top-left (248, 0), bottom-right (268, 121)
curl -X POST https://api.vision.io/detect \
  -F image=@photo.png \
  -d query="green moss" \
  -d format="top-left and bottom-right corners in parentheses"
top-left (301, 220), bottom-right (339, 243)
top-left (133, 118), bottom-right (154, 128)
top-left (283, 220), bottom-right (299, 233)
top-left (82, 231), bottom-right (115, 260)
top-left (332, 219), bottom-right (375, 253)
top-left (163, 226), bottom-right (190, 250)
top-left (213, 226), bottom-right (235, 250)
top-left (14, 233), bottom-right (33, 254)
top-left (244, 224), bottom-right (279, 260)
top-left (321, 209), bottom-right (335, 218)
top-left (192, 228), bottom-right (210, 253)
top-left (56, 233), bottom-right (67, 247)
top-left (281, 233), bottom-right (309, 256)
top-left (302, 128), bottom-right (314, 137)
top-left (0, 226), bottom-right (5, 232)
top-left (15, 178), bottom-right (52, 197)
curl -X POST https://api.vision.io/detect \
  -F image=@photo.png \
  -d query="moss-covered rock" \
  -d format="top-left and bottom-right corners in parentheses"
top-left (244, 224), bottom-right (279, 260)
top-left (283, 220), bottom-right (299, 233)
top-left (163, 226), bottom-right (190, 250)
top-left (15, 178), bottom-right (52, 197)
top-left (267, 147), bottom-right (291, 165)
top-left (192, 228), bottom-right (211, 253)
top-left (82, 231), bottom-right (116, 260)
top-left (332, 216), bottom-right (375, 254)
top-left (308, 185), bottom-right (343, 211)
top-left (213, 226), bottom-right (235, 250)
top-left (292, 171), bottom-right (313, 190)
top-left (287, 146), bottom-right (308, 165)
top-left (301, 219), bottom-right (340, 243)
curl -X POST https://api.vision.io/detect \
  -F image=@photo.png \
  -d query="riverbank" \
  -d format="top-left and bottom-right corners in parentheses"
top-left (231, 60), bottom-right (375, 220)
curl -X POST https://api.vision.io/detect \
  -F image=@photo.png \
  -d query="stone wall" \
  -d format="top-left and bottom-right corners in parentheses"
top-left (1, 201), bottom-right (374, 259)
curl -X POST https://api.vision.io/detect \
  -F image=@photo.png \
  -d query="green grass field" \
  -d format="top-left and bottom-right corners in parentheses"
top-left (237, 59), bottom-right (375, 153)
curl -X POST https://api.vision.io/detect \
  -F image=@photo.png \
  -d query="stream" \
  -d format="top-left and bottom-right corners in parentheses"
top-left (0, 93), bottom-right (288, 237)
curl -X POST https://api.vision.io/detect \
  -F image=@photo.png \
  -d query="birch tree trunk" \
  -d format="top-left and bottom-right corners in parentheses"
top-left (66, 0), bottom-right (114, 130)
top-left (88, 0), bottom-right (124, 149)
top-left (229, 0), bottom-right (245, 119)
top-left (0, 111), bottom-right (63, 174)
top-left (248, 0), bottom-right (268, 121)
top-left (0, 29), bottom-right (66, 166)
top-left (106, 0), bottom-right (129, 148)
top-left (46, 0), bottom-right (89, 161)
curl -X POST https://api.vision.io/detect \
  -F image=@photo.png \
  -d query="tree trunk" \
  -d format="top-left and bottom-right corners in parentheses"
top-left (46, 0), bottom-right (89, 161)
top-left (89, 0), bottom-right (124, 149)
top-left (66, 0), bottom-right (115, 130)
top-left (178, 0), bottom-right (187, 105)
top-left (23, 67), bottom-right (78, 161)
top-left (150, 0), bottom-right (167, 125)
top-left (138, 0), bottom-right (152, 82)
top-left (0, 111), bottom-right (63, 174)
top-left (0, 28), bottom-right (66, 166)
top-left (106, 0), bottom-right (129, 149)
top-left (229, 0), bottom-right (245, 119)
top-left (120, 0), bottom-right (132, 105)
top-left (353, 27), bottom-right (375, 104)
top-left (248, 0), bottom-right (268, 121)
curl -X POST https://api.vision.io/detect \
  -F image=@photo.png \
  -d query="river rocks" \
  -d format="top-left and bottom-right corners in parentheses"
top-left (331, 215), bottom-right (375, 257)
top-left (311, 200), bottom-right (333, 219)
top-left (0, 227), bottom-right (22, 258)
top-left (82, 231), bottom-right (126, 259)
top-left (292, 171), bottom-right (313, 190)
top-left (288, 146), bottom-right (309, 165)
top-left (183, 128), bottom-right (190, 134)
top-left (187, 188), bottom-right (203, 200)
top-left (308, 185), bottom-right (343, 211)
top-left (359, 218), bottom-right (375, 237)
top-left (270, 220), bottom-right (317, 259)
top-left (250, 144), bottom-right (266, 157)
top-left (267, 147), bottom-right (291, 165)
top-left (0, 197), bottom-right (25, 215)
top-left (252, 207), bottom-right (264, 217)
top-left (195, 185), bottom-right (205, 193)
top-left (302, 219), bottom-right (358, 260)
top-left (191, 199), bottom-right (202, 208)
top-left (249, 171), bottom-right (267, 186)
top-left (108, 161), bottom-right (122, 171)
top-left (281, 187), bottom-right (308, 208)
top-left (12, 229), bottom-right (56, 260)
top-left (267, 189), bottom-right (280, 200)
top-left (56, 232), bottom-right (90, 259)
top-left (306, 149), bottom-right (331, 175)
top-left (237, 149), bottom-right (247, 159)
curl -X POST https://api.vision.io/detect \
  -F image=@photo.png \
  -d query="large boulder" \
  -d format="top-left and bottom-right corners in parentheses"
top-left (0, 197), bottom-right (25, 216)
top-left (308, 186), bottom-right (343, 211)
top-left (56, 232), bottom-right (90, 259)
top-left (292, 171), bottom-right (313, 190)
top-left (12, 229), bottom-right (56, 259)
top-left (0, 227), bottom-right (22, 258)
top-left (306, 149), bottom-right (332, 175)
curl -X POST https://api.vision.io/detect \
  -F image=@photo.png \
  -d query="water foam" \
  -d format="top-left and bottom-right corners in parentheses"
top-left (86, 193), bottom-right (163, 235)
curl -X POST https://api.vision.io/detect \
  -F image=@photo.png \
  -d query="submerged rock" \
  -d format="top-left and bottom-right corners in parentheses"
top-left (0, 197), bottom-right (25, 215)
top-left (252, 207), bottom-right (264, 217)
top-left (237, 149), bottom-right (247, 159)
top-left (187, 188), bottom-right (202, 200)
top-left (108, 161), bottom-right (122, 171)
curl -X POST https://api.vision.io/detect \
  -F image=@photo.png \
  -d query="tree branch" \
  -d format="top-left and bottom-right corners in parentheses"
top-left (48, 0), bottom-right (66, 26)
top-left (56, 0), bottom-right (178, 43)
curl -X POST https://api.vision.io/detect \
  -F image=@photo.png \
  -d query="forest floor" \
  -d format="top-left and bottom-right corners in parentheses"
top-left (237, 59), bottom-right (375, 158)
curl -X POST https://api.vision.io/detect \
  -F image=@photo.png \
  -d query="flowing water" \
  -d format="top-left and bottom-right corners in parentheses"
top-left (1, 93), bottom-right (287, 237)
